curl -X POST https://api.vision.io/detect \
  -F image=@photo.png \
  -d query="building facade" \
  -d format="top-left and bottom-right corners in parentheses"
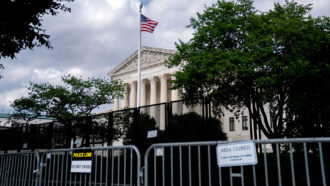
top-left (108, 46), bottom-right (263, 140)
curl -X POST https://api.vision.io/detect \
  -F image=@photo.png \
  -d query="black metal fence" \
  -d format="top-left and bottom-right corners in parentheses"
top-left (0, 99), bottom-right (255, 152)
top-left (1, 100), bottom-right (210, 151)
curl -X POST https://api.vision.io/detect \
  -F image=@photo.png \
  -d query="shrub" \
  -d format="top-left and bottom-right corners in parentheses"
top-left (161, 112), bottom-right (227, 142)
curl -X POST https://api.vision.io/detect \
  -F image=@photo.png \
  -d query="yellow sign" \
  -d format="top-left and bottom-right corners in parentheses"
top-left (73, 152), bottom-right (92, 158)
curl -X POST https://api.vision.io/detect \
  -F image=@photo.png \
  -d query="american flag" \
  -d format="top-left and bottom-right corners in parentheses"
top-left (141, 14), bottom-right (158, 33)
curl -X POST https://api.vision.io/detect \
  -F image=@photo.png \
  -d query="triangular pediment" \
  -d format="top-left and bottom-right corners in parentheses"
top-left (108, 46), bottom-right (175, 77)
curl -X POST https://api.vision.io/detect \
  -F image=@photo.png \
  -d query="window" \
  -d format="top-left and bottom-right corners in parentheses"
top-left (242, 116), bottom-right (248, 130)
top-left (229, 117), bottom-right (235, 131)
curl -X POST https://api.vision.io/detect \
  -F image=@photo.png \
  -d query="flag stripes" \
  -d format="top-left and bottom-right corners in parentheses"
top-left (141, 14), bottom-right (158, 33)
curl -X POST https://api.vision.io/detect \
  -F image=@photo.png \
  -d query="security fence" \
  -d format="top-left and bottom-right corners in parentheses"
top-left (0, 138), bottom-right (329, 186)
top-left (38, 145), bottom-right (141, 186)
top-left (144, 138), bottom-right (330, 186)
top-left (0, 152), bottom-right (39, 186)
top-left (0, 99), bottom-right (224, 152)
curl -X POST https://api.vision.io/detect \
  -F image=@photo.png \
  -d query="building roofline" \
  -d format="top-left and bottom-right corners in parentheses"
top-left (108, 46), bottom-right (176, 77)
top-left (0, 113), bottom-right (54, 120)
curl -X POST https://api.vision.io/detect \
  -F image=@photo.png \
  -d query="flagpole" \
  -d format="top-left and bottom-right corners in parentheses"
top-left (137, 4), bottom-right (142, 108)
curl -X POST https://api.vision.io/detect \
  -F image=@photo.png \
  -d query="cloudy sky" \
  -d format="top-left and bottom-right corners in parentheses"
top-left (0, 0), bottom-right (329, 113)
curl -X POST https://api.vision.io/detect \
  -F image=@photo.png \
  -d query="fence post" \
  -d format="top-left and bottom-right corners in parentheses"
top-left (86, 116), bottom-right (92, 147)
top-left (134, 108), bottom-right (140, 127)
top-left (167, 102), bottom-right (173, 140)
top-left (65, 121), bottom-right (72, 148)
top-left (107, 112), bottom-right (114, 146)
top-left (17, 126), bottom-right (22, 152)
top-left (30, 125), bottom-right (36, 151)
top-left (133, 108), bottom-right (140, 143)
top-left (48, 122), bottom-right (54, 149)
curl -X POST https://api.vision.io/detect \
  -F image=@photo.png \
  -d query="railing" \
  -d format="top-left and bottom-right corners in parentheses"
top-left (0, 152), bottom-right (39, 186)
top-left (0, 99), bottom-right (218, 151)
top-left (0, 138), bottom-right (330, 186)
top-left (38, 145), bottom-right (141, 186)
top-left (0, 137), bottom-right (329, 186)
top-left (144, 137), bottom-right (330, 186)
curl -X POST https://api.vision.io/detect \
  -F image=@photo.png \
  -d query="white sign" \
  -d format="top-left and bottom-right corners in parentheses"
top-left (155, 147), bottom-right (164, 156)
top-left (74, 137), bottom-right (83, 145)
top-left (216, 141), bottom-right (258, 167)
top-left (147, 130), bottom-right (158, 138)
top-left (71, 161), bottom-right (92, 173)
top-left (22, 143), bottom-right (28, 149)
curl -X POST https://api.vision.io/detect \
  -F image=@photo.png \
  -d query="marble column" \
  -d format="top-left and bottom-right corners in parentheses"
top-left (140, 79), bottom-right (147, 112)
top-left (160, 74), bottom-right (168, 103)
top-left (160, 74), bottom-right (168, 130)
top-left (113, 97), bottom-right (119, 111)
top-left (141, 79), bottom-right (147, 106)
top-left (129, 81), bottom-right (137, 108)
top-left (149, 77), bottom-right (158, 126)
top-left (122, 84), bottom-right (129, 109)
top-left (150, 77), bottom-right (157, 105)
top-left (171, 76), bottom-right (180, 114)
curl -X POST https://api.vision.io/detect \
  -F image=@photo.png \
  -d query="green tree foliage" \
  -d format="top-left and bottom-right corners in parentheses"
top-left (168, 0), bottom-right (330, 138)
top-left (11, 75), bottom-right (123, 122)
top-left (0, 0), bottom-right (73, 59)
top-left (11, 75), bottom-right (123, 147)
top-left (0, 0), bottom-right (73, 78)
top-left (285, 58), bottom-right (330, 137)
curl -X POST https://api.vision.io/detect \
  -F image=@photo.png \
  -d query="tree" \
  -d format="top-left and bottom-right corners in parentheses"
top-left (0, 0), bottom-right (73, 77)
top-left (12, 75), bottom-right (123, 121)
top-left (164, 112), bottom-right (227, 142)
top-left (11, 75), bottom-right (123, 146)
top-left (168, 0), bottom-right (330, 138)
top-left (123, 112), bottom-right (227, 153)
top-left (123, 112), bottom-right (158, 153)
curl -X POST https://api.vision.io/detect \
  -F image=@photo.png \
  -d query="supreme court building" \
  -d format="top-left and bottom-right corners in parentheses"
top-left (108, 46), bottom-right (261, 140)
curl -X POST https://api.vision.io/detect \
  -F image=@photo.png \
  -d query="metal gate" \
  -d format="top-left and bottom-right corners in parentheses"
top-left (0, 152), bottom-right (40, 186)
top-left (1, 138), bottom-right (330, 186)
top-left (38, 145), bottom-right (141, 186)
top-left (144, 138), bottom-right (330, 186)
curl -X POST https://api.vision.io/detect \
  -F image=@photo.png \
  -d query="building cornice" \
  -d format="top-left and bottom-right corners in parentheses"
top-left (108, 46), bottom-right (176, 77)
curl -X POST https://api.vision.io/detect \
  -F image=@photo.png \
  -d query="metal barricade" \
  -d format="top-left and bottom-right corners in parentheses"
top-left (144, 138), bottom-right (330, 186)
top-left (0, 152), bottom-right (40, 186)
top-left (38, 145), bottom-right (141, 186)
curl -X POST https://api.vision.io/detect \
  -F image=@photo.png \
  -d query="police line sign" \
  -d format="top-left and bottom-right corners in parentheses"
top-left (216, 141), bottom-right (258, 167)
top-left (71, 149), bottom-right (93, 173)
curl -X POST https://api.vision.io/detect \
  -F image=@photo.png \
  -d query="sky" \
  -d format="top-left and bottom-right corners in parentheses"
top-left (0, 0), bottom-right (329, 113)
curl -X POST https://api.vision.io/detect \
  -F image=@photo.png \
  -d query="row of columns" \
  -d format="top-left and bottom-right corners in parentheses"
top-left (113, 74), bottom-right (181, 130)
top-left (113, 74), bottom-right (180, 111)
top-left (112, 74), bottom-right (204, 131)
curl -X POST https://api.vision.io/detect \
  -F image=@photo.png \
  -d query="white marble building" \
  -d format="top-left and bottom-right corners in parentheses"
top-left (109, 46), bottom-right (181, 130)
top-left (108, 46), bottom-right (263, 140)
